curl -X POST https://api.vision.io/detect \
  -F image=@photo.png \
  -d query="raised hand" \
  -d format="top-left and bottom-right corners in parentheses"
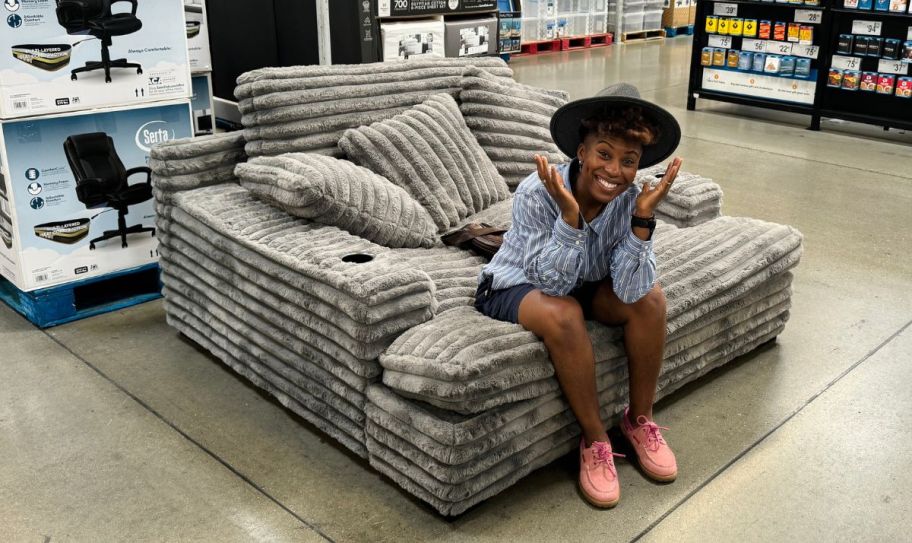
top-left (636, 157), bottom-right (682, 218)
top-left (535, 154), bottom-right (580, 228)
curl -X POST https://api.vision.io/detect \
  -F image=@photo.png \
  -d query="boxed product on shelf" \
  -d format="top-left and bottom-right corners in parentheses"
top-left (828, 68), bottom-right (844, 87)
top-left (0, 100), bottom-right (193, 292)
top-left (743, 19), bottom-right (758, 38)
top-left (191, 73), bottom-right (213, 136)
top-left (184, 0), bottom-right (212, 72)
top-left (498, 11), bottom-right (523, 53)
top-left (842, 70), bottom-right (861, 89)
top-left (837, 34), bottom-right (854, 54)
top-left (376, 0), bottom-right (498, 17)
top-left (877, 73), bottom-right (895, 93)
top-left (0, 0), bottom-right (190, 119)
top-left (897, 77), bottom-right (912, 97)
top-left (861, 71), bottom-right (879, 90)
top-left (730, 18), bottom-right (744, 37)
top-left (889, 0), bottom-right (909, 10)
top-left (445, 15), bottom-right (498, 56)
top-left (381, 17), bottom-right (445, 61)
top-left (759, 20), bottom-right (771, 40)
top-left (883, 39), bottom-right (901, 60)
top-left (874, 0), bottom-right (890, 10)
top-left (903, 41), bottom-right (912, 62)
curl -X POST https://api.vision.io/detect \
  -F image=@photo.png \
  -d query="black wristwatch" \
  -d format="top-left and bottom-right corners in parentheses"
top-left (631, 214), bottom-right (657, 240)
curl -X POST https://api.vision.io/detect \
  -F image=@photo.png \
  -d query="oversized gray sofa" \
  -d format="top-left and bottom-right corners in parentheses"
top-left (150, 58), bottom-right (802, 516)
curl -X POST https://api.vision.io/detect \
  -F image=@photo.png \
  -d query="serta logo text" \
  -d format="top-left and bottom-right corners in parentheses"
top-left (135, 121), bottom-right (175, 153)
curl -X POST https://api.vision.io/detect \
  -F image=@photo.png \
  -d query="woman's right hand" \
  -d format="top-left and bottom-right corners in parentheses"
top-left (535, 154), bottom-right (580, 229)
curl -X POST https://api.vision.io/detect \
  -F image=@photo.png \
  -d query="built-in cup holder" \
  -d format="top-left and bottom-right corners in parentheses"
top-left (341, 253), bottom-right (374, 264)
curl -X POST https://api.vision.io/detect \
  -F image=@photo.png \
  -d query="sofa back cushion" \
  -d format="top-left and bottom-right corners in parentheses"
top-left (338, 93), bottom-right (510, 233)
top-left (235, 153), bottom-right (439, 249)
top-left (458, 66), bottom-right (569, 189)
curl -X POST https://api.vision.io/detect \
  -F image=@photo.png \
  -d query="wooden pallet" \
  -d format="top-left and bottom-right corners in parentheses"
top-left (0, 263), bottom-right (162, 328)
top-left (560, 32), bottom-right (614, 50)
top-left (518, 39), bottom-right (563, 55)
top-left (621, 29), bottom-right (666, 43)
top-left (665, 25), bottom-right (694, 38)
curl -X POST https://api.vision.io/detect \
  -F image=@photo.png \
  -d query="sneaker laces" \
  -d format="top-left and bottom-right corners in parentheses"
top-left (636, 416), bottom-right (669, 452)
top-left (591, 442), bottom-right (624, 475)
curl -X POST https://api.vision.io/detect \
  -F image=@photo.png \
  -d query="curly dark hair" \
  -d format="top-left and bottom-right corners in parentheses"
top-left (578, 105), bottom-right (660, 147)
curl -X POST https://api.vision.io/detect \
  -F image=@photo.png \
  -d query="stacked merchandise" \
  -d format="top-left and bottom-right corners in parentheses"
top-left (827, 32), bottom-right (912, 97)
top-left (609, 0), bottom-right (666, 38)
top-left (0, 0), bottom-right (192, 309)
top-left (663, 0), bottom-right (697, 33)
top-left (185, 0), bottom-right (215, 135)
top-left (523, 0), bottom-right (612, 42)
top-left (234, 58), bottom-right (514, 159)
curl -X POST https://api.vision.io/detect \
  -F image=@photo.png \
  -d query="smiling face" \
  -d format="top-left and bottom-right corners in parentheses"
top-left (575, 133), bottom-right (643, 207)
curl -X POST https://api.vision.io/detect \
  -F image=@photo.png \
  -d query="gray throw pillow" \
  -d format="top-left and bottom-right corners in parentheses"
top-left (235, 153), bottom-right (439, 249)
top-left (338, 93), bottom-right (510, 233)
top-left (459, 66), bottom-right (569, 189)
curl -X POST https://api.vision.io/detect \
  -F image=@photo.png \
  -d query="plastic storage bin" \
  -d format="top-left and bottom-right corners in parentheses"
top-left (564, 12), bottom-right (591, 35)
top-left (622, 11), bottom-right (645, 32)
top-left (643, 9), bottom-right (662, 30)
top-left (590, 0), bottom-right (609, 12)
top-left (623, 0), bottom-right (647, 13)
top-left (522, 17), bottom-right (542, 41)
top-left (590, 12), bottom-right (608, 33)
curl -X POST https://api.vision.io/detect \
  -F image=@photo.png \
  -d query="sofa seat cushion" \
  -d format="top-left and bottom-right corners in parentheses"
top-left (236, 153), bottom-right (439, 249)
top-left (339, 94), bottom-right (511, 233)
top-left (458, 67), bottom-right (569, 189)
top-left (379, 216), bottom-right (804, 413)
top-left (366, 267), bottom-right (794, 514)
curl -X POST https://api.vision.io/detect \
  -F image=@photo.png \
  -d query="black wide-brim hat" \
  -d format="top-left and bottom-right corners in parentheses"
top-left (550, 83), bottom-right (681, 169)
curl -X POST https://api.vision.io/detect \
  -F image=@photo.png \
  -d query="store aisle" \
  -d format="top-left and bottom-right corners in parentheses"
top-left (2, 37), bottom-right (911, 542)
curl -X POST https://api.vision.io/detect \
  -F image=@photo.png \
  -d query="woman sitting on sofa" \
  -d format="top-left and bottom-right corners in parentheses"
top-left (474, 83), bottom-right (683, 509)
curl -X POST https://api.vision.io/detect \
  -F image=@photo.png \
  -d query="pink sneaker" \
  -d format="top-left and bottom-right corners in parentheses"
top-left (578, 438), bottom-right (623, 508)
top-left (619, 408), bottom-right (677, 482)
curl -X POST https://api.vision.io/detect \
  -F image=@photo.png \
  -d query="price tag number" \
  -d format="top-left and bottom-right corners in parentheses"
top-left (743, 39), bottom-right (766, 52)
top-left (797, 45), bottom-right (819, 59)
top-left (832, 55), bottom-right (862, 71)
top-left (794, 10), bottom-right (821, 24)
top-left (852, 20), bottom-right (882, 36)
top-left (878, 59), bottom-right (909, 75)
top-left (714, 2), bottom-right (738, 16)
top-left (775, 43), bottom-right (793, 54)
top-left (708, 35), bottom-right (733, 48)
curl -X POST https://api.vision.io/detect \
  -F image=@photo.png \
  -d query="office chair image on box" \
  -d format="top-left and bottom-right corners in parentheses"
top-left (55, 0), bottom-right (144, 83)
top-left (64, 132), bottom-right (155, 250)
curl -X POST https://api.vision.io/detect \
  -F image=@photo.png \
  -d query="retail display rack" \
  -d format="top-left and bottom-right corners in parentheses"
top-left (687, 0), bottom-right (912, 131)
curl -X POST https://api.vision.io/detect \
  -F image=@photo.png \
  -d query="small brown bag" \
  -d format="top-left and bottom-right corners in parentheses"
top-left (440, 223), bottom-right (507, 260)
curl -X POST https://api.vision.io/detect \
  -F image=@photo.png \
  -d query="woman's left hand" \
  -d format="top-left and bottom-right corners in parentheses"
top-left (635, 157), bottom-right (682, 217)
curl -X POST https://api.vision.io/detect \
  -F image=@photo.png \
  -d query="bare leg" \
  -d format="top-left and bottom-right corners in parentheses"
top-left (518, 290), bottom-right (607, 445)
top-left (590, 282), bottom-right (667, 423)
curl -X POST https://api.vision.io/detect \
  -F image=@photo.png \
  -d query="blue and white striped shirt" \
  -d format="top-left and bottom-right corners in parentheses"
top-left (479, 160), bottom-right (656, 304)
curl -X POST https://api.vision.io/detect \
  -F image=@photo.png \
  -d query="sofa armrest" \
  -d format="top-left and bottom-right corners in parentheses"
top-left (637, 166), bottom-right (723, 228)
top-left (163, 184), bottom-right (439, 358)
top-left (149, 132), bottom-right (247, 197)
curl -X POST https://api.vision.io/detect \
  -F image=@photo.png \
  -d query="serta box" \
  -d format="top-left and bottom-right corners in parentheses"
top-left (0, 0), bottom-right (190, 119)
top-left (184, 0), bottom-right (211, 72)
top-left (0, 100), bottom-right (192, 291)
top-left (190, 73), bottom-right (213, 135)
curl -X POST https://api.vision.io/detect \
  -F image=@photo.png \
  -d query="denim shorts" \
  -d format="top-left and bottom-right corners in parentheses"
top-left (474, 274), bottom-right (602, 324)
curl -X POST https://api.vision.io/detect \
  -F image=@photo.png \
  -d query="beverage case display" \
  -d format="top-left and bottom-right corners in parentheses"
top-left (0, 0), bottom-right (190, 119)
top-left (0, 101), bottom-right (193, 291)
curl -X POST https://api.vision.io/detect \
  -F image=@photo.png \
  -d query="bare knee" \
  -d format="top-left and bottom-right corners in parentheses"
top-left (542, 296), bottom-right (586, 341)
top-left (632, 284), bottom-right (666, 320)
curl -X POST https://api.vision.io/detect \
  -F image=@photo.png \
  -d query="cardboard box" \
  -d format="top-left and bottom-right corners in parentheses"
top-left (689, 1), bottom-right (697, 26)
top-left (184, 0), bottom-right (212, 72)
top-left (662, 0), bottom-right (691, 28)
top-left (0, 101), bottom-right (193, 291)
top-left (498, 12), bottom-right (523, 54)
top-left (381, 17), bottom-right (445, 61)
top-left (191, 73), bottom-right (214, 136)
top-left (445, 16), bottom-right (498, 57)
top-left (0, 0), bottom-right (190, 119)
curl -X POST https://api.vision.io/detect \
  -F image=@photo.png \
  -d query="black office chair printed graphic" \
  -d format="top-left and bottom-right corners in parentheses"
top-left (64, 132), bottom-right (155, 250)
top-left (55, 0), bottom-right (143, 83)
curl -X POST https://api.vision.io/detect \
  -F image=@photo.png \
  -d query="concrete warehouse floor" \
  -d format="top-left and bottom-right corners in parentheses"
top-left (2, 37), bottom-right (911, 542)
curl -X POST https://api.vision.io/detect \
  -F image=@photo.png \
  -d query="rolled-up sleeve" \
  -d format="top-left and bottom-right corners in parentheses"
top-left (609, 228), bottom-right (656, 304)
top-left (515, 190), bottom-right (586, 296)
